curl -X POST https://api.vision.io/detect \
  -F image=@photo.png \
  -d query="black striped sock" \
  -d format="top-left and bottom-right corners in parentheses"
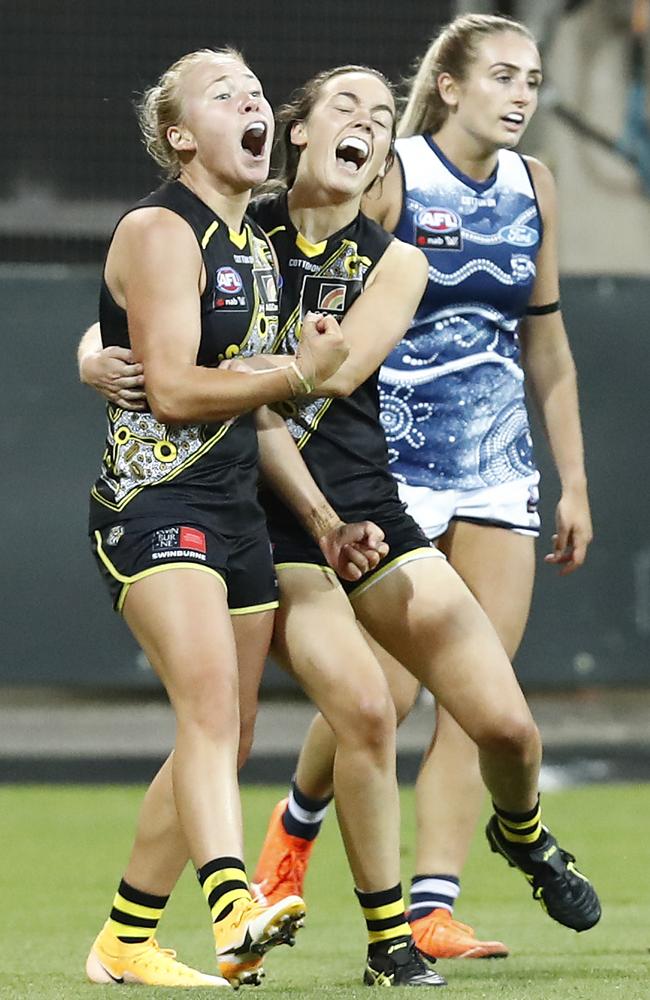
top-left (107, 878), bottom-right (169, 944)
top-left (494, 797), bottom-right (544, 847)
top-left (197, 857), bottom-right (251, 923)
top-left (281, 778), bottom-right (332, 841)
top-left (355, 884), bottom-right (411, 949)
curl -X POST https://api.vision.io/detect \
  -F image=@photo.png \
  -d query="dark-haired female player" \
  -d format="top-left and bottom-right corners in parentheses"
top-left (256, 14), bottom-right (595, 963)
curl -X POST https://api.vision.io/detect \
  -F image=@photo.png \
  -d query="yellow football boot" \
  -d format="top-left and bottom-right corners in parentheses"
top-left (86, 921), bottom-right (230, 987)
top-left (215, 894), bottom-right (306, 987)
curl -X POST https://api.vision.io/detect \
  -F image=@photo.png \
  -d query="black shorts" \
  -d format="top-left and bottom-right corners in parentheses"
top-left (91, 519), bottom-right (278, 615)
top-left (271, 510), bottom-right (445, 599)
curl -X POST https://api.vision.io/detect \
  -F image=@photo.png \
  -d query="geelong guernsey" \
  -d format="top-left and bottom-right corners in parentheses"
top-left (379, 136), bottom-right (542, 491)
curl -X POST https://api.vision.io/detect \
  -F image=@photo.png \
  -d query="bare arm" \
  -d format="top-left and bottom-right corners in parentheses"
top-left (101, 207), bottom-right (348, 424)
top-left (312, 240), bottom-right (428, 397)
top-left (520, 157), bottom-right (592, 574)
top-left (254, 404), bottom-right (388, 581)
top-left (76, 315), bottom-right (342, 413)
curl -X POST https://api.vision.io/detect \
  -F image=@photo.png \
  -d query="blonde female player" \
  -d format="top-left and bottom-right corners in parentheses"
top-left (76, 45), bottom-right (377, 990)
top-left (254, 13), bottom-right (595, 962)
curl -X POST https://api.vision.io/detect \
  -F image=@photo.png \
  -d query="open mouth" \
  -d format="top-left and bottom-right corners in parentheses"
top-left (241, 121), bottom-right (267, 158)
top-left (501, 113), bottom-right (525, 128)
top-left (335, 136), bottom-right (370, 173)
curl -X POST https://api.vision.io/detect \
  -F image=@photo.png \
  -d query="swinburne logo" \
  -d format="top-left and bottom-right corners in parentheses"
top-left (415, 207), bottom-right (462, 250)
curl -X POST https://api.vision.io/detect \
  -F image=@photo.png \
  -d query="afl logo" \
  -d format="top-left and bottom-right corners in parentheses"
top-left (415, 207), bottom-right (462, 250)
top-left (215, 266), bottom-right (243, 294)
top-left (499, 224), bottom-right (538, 247)
top-left (416, 208), bottom-right (461, 233)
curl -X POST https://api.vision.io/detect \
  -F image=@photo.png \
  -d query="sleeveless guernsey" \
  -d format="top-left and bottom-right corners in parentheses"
top-left (379, 136), bottom-right (542, 491)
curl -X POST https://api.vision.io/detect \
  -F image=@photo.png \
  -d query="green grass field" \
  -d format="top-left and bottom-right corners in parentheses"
top-left (1, 783), bottom-right (648, 999)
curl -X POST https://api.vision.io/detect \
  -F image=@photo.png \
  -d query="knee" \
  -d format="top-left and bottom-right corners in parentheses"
top-left (172, 664), bottom-right (240, 738)
top-left (338, 689), bottom-right (396, 755)
top-left (479, 711), bottom-right (540, 762)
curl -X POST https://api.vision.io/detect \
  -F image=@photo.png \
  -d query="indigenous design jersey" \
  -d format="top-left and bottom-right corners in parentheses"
top-left (249, 191), bottom-right (400, 523)
top-left (379, 136), bottom-right (542, 490)
top-left (90, 180), bottom-right (279, 533)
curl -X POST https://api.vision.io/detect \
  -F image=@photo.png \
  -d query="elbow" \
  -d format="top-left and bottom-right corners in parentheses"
top-left (148, 386), bottom-right (190, 424)
top-left (150, 402), bottom-right (185, 425)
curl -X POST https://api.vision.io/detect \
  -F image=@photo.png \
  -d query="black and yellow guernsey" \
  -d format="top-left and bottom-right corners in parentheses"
top-left (249, 190), bottom-right (403, 530)
top-left (90, 181), bottom-right (279, 536)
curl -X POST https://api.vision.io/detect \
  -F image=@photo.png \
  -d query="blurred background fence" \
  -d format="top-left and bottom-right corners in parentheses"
top-left (3, 0), bottom-right (650, 693)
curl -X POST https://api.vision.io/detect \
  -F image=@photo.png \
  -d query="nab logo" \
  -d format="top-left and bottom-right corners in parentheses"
top-left (415, 207), bottom-right (462, 250)
top-left (215, 267), bottom-right (243, 294)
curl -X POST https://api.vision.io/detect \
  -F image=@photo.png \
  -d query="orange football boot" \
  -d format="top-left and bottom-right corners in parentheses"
top-left (410, 908), bottom-right (509, 960)
top-left (251, 798), bottom-right (316, 905)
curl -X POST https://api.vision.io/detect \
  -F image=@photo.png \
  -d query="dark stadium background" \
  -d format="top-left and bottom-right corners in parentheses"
top-left (2, 0), bottom-right (649, 694)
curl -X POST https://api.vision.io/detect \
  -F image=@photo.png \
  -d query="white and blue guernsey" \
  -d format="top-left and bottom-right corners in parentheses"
top-left (379, 135), bottom-right (542, 493)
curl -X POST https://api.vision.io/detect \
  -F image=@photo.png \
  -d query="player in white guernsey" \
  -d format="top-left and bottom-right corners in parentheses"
top-left (373, 14), bottom-right (593, 955)
top-left (270, 14), bottom-right (594, 961)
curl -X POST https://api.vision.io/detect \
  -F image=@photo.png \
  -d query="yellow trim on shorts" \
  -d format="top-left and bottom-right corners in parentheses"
top-left (230, 600), bottom-right (279, 617)
top-left (94, 531), bottom-right (228, 614)
top-left (348, 546), bottom-right (442, 602)
top-left (274, 561), bottom-right (337, 579)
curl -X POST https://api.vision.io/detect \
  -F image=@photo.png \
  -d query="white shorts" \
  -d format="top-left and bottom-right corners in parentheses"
top-left (397, 474), bottom-right (541, 540)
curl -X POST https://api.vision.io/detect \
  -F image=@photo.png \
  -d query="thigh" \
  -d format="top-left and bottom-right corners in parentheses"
top-left (123, 568), bottom-right (238, 710)
top-left (360, 625), bottom-right (420, 723)
top-left (438, 520), bottom-right (535, 659)
top-left (273, 566), bottom-right (394, 730)
top-left (352, 558), bottom-right (530, 742)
